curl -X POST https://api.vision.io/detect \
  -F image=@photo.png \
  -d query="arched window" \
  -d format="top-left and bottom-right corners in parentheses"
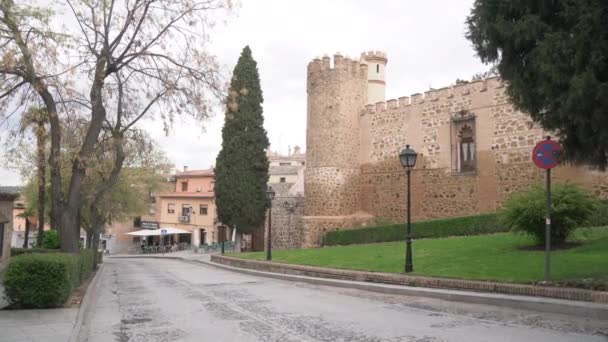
top-left (376, 64), bottom-right (380, 73)
top-left (457, 124), bottom-right (476, 172)
top-left (451, 112), bottom-right (476, 173)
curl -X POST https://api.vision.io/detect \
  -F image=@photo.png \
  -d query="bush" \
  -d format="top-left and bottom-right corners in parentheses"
top-left (323, 213), bottom-right (502, 246)
top-left (587, 199), bottom-right (608, 227)
top-left (499, 183), bottom-right (598, 246)
top-left (11, 248), bottom-right (60, 257)
top-left (42, 230), bottom-right (60, 249)
top-left (4, 250), bottom-right (97, 308)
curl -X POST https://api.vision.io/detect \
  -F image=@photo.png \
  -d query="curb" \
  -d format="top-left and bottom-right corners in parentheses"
top-left (68, 263), bottom-right (105, 342)
top-left (113, 254), bottom-right (608, 320)
top-left (211, 255), bottom-right (608, 303)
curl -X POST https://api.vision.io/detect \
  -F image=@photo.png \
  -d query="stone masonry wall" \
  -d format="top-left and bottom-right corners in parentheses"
top-left (266, 196), bottom-right (305, 250)
top-left (358, 78), bottom-right (608, 223)
top-left (305, 55), bottom-right (367, 218)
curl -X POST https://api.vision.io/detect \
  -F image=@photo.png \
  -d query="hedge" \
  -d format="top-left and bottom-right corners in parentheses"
top-left (322, 213), bottom-right (503, 246)
top-left (11, 248), bottom-right (60, 257)
top-left (4, 250), bottom-right (97, 308)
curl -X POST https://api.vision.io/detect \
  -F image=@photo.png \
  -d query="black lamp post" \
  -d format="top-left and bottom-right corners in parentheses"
top-left (266, 185), bottom-right (275, 261)
top-left (399, 144), bottom-right (418, 273)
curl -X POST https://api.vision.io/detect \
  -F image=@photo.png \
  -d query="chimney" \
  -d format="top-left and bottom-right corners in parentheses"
top-left (183, 166), bottom-right (188, 172)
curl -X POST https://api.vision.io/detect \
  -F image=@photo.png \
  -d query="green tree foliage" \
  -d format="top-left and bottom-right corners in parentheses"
top-left (215, 46), bottom-right (270, 233)
top-left (42, 230), bottom-right (60, 249)
top-left (466, 1), bottom-right (608, 169)
top-left (499, 184), bottom-right (599, 246)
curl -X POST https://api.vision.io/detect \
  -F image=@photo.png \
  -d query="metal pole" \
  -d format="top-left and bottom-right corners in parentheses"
top-left (405, 169), bottom-right (413, 273)
top-left (545, 167), bottom-right (551, 283)
top-left (267, 202), bottom-right (272, 261)
top-left (221, 226), bottom-right (225, 254)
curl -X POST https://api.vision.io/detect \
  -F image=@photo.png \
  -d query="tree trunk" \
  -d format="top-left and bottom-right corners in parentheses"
top-left (36, 119), bottom-right (46, 246)
top-left (59, 57), bottom-right (109, 253)
top-left (86, 228), bottom-right (93, 249)
top-left (23, 218), bottom-right (30, 248)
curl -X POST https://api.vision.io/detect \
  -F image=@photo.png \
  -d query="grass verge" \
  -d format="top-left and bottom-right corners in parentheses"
top-left (231, 227), bottom-right (608, 288)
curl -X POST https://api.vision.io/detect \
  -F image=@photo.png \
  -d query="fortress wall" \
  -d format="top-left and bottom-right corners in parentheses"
top-left (358, 78), bottom-right (608, 223)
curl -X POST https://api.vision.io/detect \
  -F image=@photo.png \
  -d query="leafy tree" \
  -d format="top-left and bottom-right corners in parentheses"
top-left (466, 1), bottom-right (608, 169)
top-left (19, 107), bottom-right (48, 246)
top-left (0, 0), bottom-right (230, 252)
top-left (499, 183), bottom-right (599, 246)
top-left (215, 46), bottom-right (270, 234)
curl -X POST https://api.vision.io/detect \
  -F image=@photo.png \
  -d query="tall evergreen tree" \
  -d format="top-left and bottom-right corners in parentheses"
top-left (215, 46), bottom-right (270, 233)
top-left (466, 1), bottom-right (608, 169)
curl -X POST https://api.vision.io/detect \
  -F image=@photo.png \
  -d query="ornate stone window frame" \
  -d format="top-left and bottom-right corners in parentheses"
top-left (450, 110), bottom-right (477, 175)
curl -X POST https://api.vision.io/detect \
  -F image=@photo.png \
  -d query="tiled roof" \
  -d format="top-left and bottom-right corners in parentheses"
top-left (0, 186), bottom-right (22, 194)
top-left (174, 169), bottom-right (214, 178)
top-left (268, 183), bottom-right (294, 197)
top-left (158, 191), bottom-right (215, 198)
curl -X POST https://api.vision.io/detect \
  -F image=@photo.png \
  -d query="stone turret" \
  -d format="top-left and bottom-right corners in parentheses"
top-left (360, 51), bottom-right (387, 104)
top-left (302, 53), bottom-right (371, 247)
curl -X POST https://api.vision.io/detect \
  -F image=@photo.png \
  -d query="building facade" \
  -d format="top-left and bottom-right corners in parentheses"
top-left (302, 51), bottom-right (608, 247)
top-left (263, 149), bottom-right (306, 251)
top-left (156, 168), bottom-right (218, 246)
top-left (0, 191), bottom-right (18, 270)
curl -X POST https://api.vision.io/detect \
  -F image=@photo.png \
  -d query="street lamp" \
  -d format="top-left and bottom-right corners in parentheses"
top-left (399, 144), bottom-right (418, 273)
top-left (266, 185), bottom-right (276, 261)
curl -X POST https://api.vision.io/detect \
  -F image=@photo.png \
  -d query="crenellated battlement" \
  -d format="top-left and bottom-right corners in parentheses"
top-left (360, 50), bottom-right (388, 62)
top-left (307, 53), bottom-right (368, 76)
top-left (362, 77), bottom-right (503, 115)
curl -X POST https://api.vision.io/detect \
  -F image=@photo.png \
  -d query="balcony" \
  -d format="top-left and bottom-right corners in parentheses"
top-left (178, 215), bottom-right (191, 223)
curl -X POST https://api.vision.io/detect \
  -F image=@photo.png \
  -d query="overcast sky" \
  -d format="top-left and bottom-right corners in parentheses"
top-left (0, 0), bottom-right (486, 186)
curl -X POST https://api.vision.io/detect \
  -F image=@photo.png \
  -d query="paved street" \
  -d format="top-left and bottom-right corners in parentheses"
top-left (81, 257), bottom-right (607, 342)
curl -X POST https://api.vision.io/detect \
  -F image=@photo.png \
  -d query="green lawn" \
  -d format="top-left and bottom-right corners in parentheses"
top-left (231, 228), bottom-right (608, 285)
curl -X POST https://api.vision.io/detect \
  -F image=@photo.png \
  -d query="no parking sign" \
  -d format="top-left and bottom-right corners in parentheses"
top-left (532, 136), bottom-right (562, 284)
top-left (532, 139), bottom-right (562, 169)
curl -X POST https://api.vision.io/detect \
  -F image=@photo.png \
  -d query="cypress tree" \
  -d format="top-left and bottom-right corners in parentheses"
top-left (215, 46), bottom-right (270, 233)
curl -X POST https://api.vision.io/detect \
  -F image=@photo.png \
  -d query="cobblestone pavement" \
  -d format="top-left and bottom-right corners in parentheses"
top-left (81, 258), bottom-right (607, 342)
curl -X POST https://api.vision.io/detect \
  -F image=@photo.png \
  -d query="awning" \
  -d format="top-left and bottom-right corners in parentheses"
top-left (126, 227), bottom-right (191, 236)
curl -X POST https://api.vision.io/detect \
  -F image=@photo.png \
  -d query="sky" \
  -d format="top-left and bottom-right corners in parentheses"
top-left (0, 0), bottom-right (487, 186)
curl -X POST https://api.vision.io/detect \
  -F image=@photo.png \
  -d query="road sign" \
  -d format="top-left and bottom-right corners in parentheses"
top-left (532, 139), bottom-right (562, 169)
top-left (161, 229), bottom-right (167, 235)
top-left (532, 136), bottom-right (562, 283)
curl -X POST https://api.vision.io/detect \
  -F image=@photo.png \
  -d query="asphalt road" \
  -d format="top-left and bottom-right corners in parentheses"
top-left (80, 257), bottom-right (607, 342)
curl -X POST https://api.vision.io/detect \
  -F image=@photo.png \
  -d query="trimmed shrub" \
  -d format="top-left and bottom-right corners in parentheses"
top-left (499, 183), bottom-right (598, 246)
top-left (323, 213), bottom-right (502, 246)
top-left (4, 253), bottom-right (78, 308)
top-left (587, 199), bottom-right (608, 227)
top-left (4, 250), bottom-right (98, 308)
top-left (11, 248), bottom-right (60, 257)
top-left (42, 230), bottom-right (60, 249)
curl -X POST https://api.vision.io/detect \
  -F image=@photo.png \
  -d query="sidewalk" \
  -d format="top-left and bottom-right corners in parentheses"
top-left (0, 308), bottom-right (78, 342)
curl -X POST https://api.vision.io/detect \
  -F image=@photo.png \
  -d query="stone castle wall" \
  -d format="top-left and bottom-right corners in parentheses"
top-left (359, 78), bottom-right (608, 223)
top-left (302, 53), bottom-right (608, 247)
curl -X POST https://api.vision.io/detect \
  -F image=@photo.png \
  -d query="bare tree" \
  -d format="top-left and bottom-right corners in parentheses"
top-left (1, 0), bottom-right (230, 252)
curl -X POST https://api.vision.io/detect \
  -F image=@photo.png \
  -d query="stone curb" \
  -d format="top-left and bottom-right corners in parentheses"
top-left (68, 263), bottom-right (105, 342)
top-left (111, 254), bottom-right (608, 320)
top-left (211, 255), bottom-right (608, 304)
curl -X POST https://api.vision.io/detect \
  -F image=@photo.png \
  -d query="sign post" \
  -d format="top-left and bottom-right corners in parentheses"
top-left (531, 136), bottom-right (562, 283)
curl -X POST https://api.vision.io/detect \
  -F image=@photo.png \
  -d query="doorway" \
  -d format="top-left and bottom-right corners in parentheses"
top-left (200, 229), bottom-right (206, 245)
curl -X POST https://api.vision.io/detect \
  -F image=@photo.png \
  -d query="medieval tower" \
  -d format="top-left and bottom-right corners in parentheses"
top-left (302, 50), bottom-right (608, 248)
